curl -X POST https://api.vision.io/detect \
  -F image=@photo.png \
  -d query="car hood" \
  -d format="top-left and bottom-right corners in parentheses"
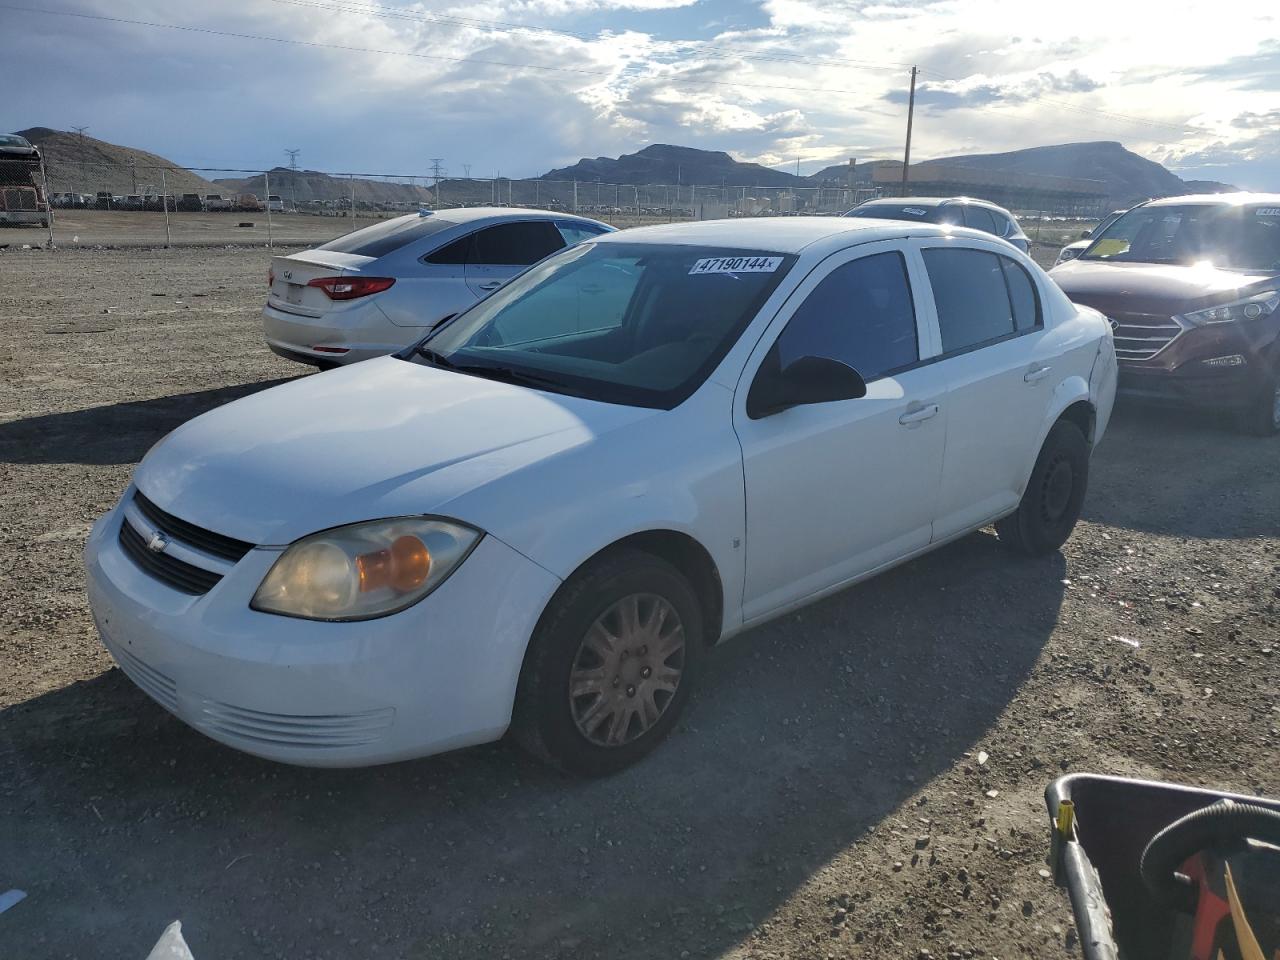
top-left (1050, 260), bottom-right (1277, 315)
top-left (134, 357), bottom-right (655, 545)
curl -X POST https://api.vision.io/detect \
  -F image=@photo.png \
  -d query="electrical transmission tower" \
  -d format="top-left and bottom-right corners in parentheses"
top-left (284, 149), bottom-right (300, 170)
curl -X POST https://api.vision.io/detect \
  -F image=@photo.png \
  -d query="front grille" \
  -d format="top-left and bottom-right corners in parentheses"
top-left (118, 520), bottom-right (224, 595)
top-left (1110, 312), bottom-right (1183, 362)
top-left (133, 491), bottom-right (253, 562)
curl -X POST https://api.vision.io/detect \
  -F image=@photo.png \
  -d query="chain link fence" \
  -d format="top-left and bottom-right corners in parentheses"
top-left (3, 157), bottom-right (1108, 261)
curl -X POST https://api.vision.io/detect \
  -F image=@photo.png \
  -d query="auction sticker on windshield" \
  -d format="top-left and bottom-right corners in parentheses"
top-left (690, 256), bottom-right (783, 275)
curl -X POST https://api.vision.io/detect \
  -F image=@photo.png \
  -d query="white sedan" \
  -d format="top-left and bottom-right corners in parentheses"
top-left (262, 207), bottom-right (613, 368)
top-left (86, 217), bottom-right (1116, 774)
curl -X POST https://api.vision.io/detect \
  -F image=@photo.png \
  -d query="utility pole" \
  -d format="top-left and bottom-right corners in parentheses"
top-left (128, 157), bottom-right (138, 194)
top-left (430, 158), bottom-right (445, 207)
top-left (901, 66), bottom-right (917, 198)
top-left (72, 126), bottom-right (88, 195)
top-left (284, 149), bottom-right (300, 211)
top-left (462, 163), bottom-right (471, 180)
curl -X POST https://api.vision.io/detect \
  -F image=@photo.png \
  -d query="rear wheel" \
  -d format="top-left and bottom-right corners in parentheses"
top-left (996, 420), bottom-right (1090, 556)
top-left (512, 549), bottom-right (705, 776)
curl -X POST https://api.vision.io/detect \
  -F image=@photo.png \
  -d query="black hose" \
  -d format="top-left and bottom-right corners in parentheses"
top-left (1139, 799), bottom-right (1280, 911)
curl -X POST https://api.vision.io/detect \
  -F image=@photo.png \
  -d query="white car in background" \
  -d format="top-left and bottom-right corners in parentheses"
top-left (262, 207), bottom-right (614, 368)
top-left (266, 195), bottom-right (285, 213)
top-left (86, 216), bottom-right (1115, 775)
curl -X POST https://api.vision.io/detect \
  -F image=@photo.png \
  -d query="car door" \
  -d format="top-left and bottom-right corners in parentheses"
top-left (911, 241), bottom-right (1057, 540)
top-left (464, 220), bottom-right (567, 298)
top-left (733, 241), bottom-right (948, 623)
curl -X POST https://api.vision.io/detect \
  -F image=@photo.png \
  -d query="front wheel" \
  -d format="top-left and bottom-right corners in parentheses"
top-left (1240, 367), bottom-right (1280, 436)
top-left (512, 549), bottom-right (705, 776)
top-left (996, 420), bottom-right (1090, 556)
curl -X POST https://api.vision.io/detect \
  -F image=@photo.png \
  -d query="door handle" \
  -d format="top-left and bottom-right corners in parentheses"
top-left (1023, 364), bottom-right (1052, 383)
top-left (898, 403), bottom-right (939, 425)
top-left (477, 280), bottom-right (502, 291)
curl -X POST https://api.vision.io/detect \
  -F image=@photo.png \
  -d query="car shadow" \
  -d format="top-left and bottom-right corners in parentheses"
top-left (1083, 399), bottom-right (1279, 539)
top-left (0, 379), bottom-right (300, 465)
top-left (0, 531), bottom-right (1064, 959)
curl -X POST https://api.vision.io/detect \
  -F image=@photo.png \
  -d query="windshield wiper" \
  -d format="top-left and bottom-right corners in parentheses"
top-left (413, 345), bottom-right (458, 369)
top-left (450, 362), bottom-right (569, 392)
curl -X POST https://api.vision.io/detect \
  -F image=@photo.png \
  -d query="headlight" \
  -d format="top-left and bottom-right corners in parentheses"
top-left (1178, 290), bottom-right (1278, 326)
top-left (251, 518), bottom-right (481, 621)
top-left (1056, 247), bottom-right (1082, 265)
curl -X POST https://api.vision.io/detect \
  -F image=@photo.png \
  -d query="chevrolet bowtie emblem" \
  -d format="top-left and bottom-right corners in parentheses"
top-left (146, 531), bottom-right (169, 554)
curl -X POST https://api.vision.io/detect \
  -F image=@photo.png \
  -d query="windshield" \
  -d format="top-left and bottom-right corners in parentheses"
top-left (411, 242), bottom-right (796, 409)
top-left (1082, 203), bottom-right (1280, 272)
top-left (0, 135), bottom-right (32, 147)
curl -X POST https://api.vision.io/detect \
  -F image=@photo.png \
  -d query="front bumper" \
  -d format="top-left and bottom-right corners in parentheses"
top-left (262, 303), bottom-right (413, 366)
top-left (1116, 318), bottom-right (1278, 411)
top-left (84, 495), bottom-right (561, 766)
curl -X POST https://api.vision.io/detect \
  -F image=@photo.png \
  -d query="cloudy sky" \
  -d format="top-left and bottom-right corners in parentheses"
top-left (6, 0), bottom-right (1280, 187)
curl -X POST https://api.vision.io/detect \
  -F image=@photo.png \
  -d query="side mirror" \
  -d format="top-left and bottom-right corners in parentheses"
top-left (1080, 229), bottom-right (1093, 239)
top-left (747, 352), bottom-right (867, 419)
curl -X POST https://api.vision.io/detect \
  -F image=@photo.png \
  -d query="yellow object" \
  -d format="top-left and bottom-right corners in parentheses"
top-left (1089, 239), bottom-right (1130, 257)
top-left (1224, 862), bottom-right (1265, 960)
top-left (1056, 799), bottom-right (1076, 838)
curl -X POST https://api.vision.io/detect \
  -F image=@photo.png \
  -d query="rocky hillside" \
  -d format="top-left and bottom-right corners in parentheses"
top-left (541, 143), bottom-right (801, 187)
top-left (914, 141), bottom-right (1237, 205)
top-left (213, 167), bottom-right (437, 204)
top-left (16, 127), bottom-right (216, 195)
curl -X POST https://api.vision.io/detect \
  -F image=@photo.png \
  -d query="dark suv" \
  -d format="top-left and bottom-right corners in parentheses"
top-left (845, 197), bottom-right (1030, 252)
top-left (1051, 194), bottom-right (1280, 434)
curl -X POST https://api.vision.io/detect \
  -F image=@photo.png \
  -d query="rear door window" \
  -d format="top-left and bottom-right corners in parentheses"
top-left (962, 206), bottom-right (999, 235)
top-left (471, 221), bottom-right (566, 266)
top-left (557, 222), bottom-right (611, 245)
top-left (922, 248), bottom-right (1016, 352)
top-left (424, 233), bottom-right (473, 265)
top-left (773, 251), bottom-right (919, 381)
top-left (1000, 258), bottom-right (1041, 331)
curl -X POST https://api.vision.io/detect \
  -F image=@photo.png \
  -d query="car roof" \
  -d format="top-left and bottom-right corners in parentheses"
top-left (859, 196), bottom-right (1001, 209)
top-left (1144, 192), bottom-right (1280, 208)
top-left (422, 206), bottom-right (609, 226)
top-left (593, 216), bottom-right (999, 255)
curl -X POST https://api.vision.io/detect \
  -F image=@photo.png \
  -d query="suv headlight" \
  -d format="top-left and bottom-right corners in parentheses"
top-left (1179, 290), bottom-right (1278, 326)
top-left (252, 518), bottom-right (481, 621)
top-left (1056, 247), bottom-right (1082, 265)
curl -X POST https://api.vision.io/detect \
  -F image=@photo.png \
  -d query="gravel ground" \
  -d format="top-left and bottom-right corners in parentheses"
top-left (1, 245), bottom-right (1276, 960)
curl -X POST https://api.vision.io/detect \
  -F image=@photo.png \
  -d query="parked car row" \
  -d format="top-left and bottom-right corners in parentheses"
top-left (48, 192), bottom-right (287, 212)
top-left (88, 207), bottom-right (1122, 775)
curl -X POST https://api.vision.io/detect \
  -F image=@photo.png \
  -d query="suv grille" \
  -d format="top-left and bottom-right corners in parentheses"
top-left (133, 491), bottom-right (253, 562)
top-left (1110, 312), bottom-right (1183, 362)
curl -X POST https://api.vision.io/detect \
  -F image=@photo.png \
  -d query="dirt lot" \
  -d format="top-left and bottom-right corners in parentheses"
top-left (1, 245), bottom-right (1277, 960)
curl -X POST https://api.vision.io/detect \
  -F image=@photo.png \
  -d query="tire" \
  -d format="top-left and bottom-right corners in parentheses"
top-left (996, 420), bottom-right (1090, 556)
top-left (1239, 366), bottom-right (1280, 437)
top-left (512, 548), bottom-right (705, 776)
